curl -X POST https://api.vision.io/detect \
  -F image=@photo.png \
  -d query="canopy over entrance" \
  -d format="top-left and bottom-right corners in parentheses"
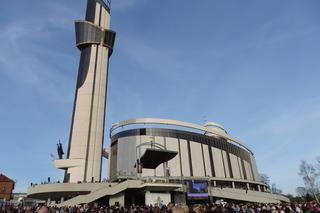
top-left (139, 148), bottom-right (178, 169)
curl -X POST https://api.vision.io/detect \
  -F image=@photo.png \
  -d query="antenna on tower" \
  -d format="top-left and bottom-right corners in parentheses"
top-left (203, 116), bottom-right (208, 135)
top-left (203, 115), bottom-right (208, 124)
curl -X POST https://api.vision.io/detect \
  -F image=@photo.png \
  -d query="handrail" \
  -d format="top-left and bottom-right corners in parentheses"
top-left (95, 0), bottom-right (111, 13)
top-left (105, 0), bottom-right (111, 6)
top-left (101, 0), bottom-right (111, 8)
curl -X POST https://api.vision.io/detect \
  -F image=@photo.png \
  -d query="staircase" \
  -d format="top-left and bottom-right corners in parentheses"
top-left (57, 180), bottom-right (142, 207)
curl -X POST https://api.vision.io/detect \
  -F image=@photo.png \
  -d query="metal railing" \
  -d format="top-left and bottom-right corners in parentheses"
top-left (101, 0), bottom-right (111, 8)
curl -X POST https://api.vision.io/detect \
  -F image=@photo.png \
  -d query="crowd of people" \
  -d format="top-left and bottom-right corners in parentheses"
top-left (1, 201), bottom-right (320, 213)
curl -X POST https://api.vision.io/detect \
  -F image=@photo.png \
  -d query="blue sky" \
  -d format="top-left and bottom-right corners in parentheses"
top-left (0, 0), bottom-right (320, 195)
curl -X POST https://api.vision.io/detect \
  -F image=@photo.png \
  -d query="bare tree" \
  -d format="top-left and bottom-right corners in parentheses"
top-left (316, 157), bottom-right (320, 172)
top-left (296, 186), bottom-right (308, 197)
top-left (259, 173), bottom-right (270, 187)
top-left (259, 173), bottom-right (283, 194)
top-left (298, 160), bottom-right (319, 202)
top-left (271, 183), bottom-right (282, 194)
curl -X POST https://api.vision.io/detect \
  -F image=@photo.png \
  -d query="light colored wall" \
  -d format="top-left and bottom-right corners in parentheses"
top-left (190, 141), bottom-right (205, 177)
top-left (250, 155), bottom-right (259, 181)
top-left (68, 45), bottom-right (98, 182)
top-left (166, 137), bottom-right (181, 177)
top-left (222, 151), bottom-right (230, 178)
top-left (238, 157), bottom-right (244, 179)
top-left (109, 192), bottom-right (125, 206)
top-left (212, 147), bottom-right (225, 178)
top-left (230, 153), bottom-right (241, 179)
top-left (109, 143), bottom-right (118, 179)
top-left (244, 160), bottom-right (253, 180)
top-left (180, 139), bottom-right (190, 176)
top-left (109, 133), bottom-right (259, 184)
top-left (117, 136), bottom-right (137, 177)
top-left (202, 144), bottom-right (212, 177)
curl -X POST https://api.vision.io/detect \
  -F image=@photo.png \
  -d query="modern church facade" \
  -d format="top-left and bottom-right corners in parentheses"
top-left (107, 118), bottom-right (288, 204)
top-left (110, 119), bottom-right (260, 185)
top-left (27, 0), bottom-right (289, 207)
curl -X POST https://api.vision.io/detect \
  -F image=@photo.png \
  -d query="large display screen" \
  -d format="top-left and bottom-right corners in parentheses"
top-left (187, 181), bottom-right (208, 199)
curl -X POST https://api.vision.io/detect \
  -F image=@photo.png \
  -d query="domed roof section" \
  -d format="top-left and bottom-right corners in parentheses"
top-left (204, 121), bottom-right (228, 136)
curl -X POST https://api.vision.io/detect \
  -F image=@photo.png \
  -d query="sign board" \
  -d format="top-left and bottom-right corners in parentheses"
top-left (187, 181), bottom-right (208, 199)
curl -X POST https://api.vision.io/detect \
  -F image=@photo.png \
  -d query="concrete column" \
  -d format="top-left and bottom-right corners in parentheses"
top-left (247, 183), bottom-right (250, 190)
top-left (258, 185), bottom-right (261, 192)
top-left (213, 181), bottom-right (217, 187)
top-left (60, 197), bottom-right (65, 203)
top-left (232, 182), bottom-right (235, 188)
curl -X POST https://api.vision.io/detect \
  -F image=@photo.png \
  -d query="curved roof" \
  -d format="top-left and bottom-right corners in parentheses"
top-left (204, 121), bottom-right (228, 135)
top-left (110, 118), bottom-right (253, 154)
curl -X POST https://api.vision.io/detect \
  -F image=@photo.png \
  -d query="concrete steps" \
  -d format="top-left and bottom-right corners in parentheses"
top-left (57, 180), bottom-right (142, 207)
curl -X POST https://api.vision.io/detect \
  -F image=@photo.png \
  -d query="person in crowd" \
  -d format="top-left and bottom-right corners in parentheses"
top-left (38, 206), bottom-right (51, 213)
top-left (172, 204), bottom-right (188, 213)
top-left (2, 201), bottom-right (320, 213)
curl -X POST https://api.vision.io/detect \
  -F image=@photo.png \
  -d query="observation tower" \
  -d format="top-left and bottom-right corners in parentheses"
top-left (54, 0), bottom-right (116, 183)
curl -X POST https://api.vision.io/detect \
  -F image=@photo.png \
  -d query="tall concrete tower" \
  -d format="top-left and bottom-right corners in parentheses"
top-left (54, 0), bottom-right (116, 183)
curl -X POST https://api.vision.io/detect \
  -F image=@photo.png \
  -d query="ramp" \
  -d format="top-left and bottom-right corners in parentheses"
top-left (57, 180), bottom-right (142, 207)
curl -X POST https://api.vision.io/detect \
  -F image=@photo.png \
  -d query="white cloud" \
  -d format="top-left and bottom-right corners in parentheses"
top-left (249, 97), bottom-right (320, 139)
top-left (240, 97), bottom-right (320, 194)
top-left (0, 3), bottom-right (78, 103)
